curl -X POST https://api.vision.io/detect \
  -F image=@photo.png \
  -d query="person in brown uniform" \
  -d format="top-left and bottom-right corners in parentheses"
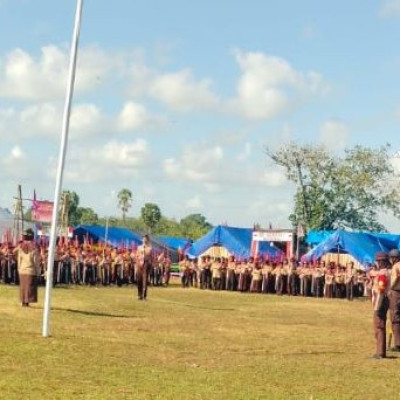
top-left (15, 229), bottom-right (40, 307)
top-left (324, 266), bottom-right (334, 298)
top-left (226, 256), bottom-right (236, 291)
top-left (136, 234), bottom-right (153, 300)
top-left (211, 258), bottom-right (222, 290)
top-left (388, 249), bottom-right (400, 352)
top-left (250, 262), bottom-right (262, 293)
top-left (371, 252), bottom-right (390, 359)
top-left (345, 262), bottom-right (355, 301)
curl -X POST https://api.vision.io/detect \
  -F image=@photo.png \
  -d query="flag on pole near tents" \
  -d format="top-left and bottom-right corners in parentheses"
top-left (297, 224), bottom-right (305, 238)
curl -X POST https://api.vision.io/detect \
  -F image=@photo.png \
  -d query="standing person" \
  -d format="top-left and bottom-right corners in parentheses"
top-left (14, 229), bottom-right (40, 307)
top-left (211, 258), bottom-right (222, 290)
top-left (371, 252), bottom-right (390, 359)
top-left (136, 235), bottom-right (153, 300)
top-left (388, 249), bottom-right (400, 352)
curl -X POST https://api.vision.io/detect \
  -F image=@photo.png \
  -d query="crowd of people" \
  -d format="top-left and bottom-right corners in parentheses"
top-left (0, 239), bottom-right (172, 288)
top-left (0, 237), bottom-right (376, 302)
top-left (178, 255), bottom-right (371, 300)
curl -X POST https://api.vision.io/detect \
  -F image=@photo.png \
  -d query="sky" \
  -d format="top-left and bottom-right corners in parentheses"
top-left (1, 0), bottom-right (400, 230)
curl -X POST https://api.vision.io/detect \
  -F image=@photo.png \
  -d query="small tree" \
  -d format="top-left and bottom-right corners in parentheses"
top-left (141, 203), bottom-right (162, 233)
top-left (117, 188), bottom-right (132, 221)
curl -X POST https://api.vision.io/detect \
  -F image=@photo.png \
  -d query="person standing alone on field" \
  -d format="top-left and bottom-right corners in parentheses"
top-left (136, 235), bottom-right (153, 300)
top-left (388, 249), bottom-right (400, 352)
top-left (370, 252), bottom-right (391, 359)
top-left (14, 229), bottom-right (40, 307)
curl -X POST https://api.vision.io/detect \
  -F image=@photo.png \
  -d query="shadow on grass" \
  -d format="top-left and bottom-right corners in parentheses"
top-left (153, 298), bottom-right (236, 311)
top-left (40, 307), bottom-right (138, 319)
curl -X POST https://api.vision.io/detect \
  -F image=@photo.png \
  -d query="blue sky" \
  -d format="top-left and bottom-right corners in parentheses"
top-left (1, 0), bottom-right (400, 230)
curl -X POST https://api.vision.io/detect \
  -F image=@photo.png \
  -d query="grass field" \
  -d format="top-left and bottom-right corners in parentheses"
top-left (1, 282), bottom-right (399, 400)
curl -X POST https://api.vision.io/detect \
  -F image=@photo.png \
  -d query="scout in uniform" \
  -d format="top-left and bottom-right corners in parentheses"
top-left (388, 249), bottom-right (400, 351)
top-left (250, 263), bottom-right (262, 293)
top-left (371, 252), bottom-right (390, 359)
top-left (136, 234), bottom-right (153, 300)
top-left (226, 256), bottom-right (236, 291)
top-left (211, 258), bottom-right (222, 290)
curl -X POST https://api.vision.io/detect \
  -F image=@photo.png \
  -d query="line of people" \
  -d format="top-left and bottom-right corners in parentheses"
top-left (0, 240), bottom-right (173, 288)
top-left (178, 255), bottom-right (371, 300)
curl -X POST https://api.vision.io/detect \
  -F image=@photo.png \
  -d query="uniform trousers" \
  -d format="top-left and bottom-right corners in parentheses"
top-left (374, 295), bottom-right (389, 357)
top-left (390, 290), bottom-right (400, 347)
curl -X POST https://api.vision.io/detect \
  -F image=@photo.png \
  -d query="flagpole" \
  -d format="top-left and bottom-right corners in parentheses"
top-left (42, 0), bottom-right (84, 338)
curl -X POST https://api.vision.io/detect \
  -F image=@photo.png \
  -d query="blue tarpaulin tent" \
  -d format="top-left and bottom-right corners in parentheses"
top-left (74, 225), bottom-right (142, 248)
top-left (306, 230), bottom-right (336, 246)
top-left (188, 225), bottom-right (284, 259)
top-left (306, 229), bottom-right (400, 248)
top-left (157, 236), bottom-right (192, 251)
top-left (301, 230), bottom-right (400, 267)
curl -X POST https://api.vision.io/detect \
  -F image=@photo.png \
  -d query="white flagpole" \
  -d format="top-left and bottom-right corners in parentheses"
top-left (42, 0), bottom-right (84, 338)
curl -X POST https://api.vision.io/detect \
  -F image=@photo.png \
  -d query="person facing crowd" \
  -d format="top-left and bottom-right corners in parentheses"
top-left (14, 229), bottom-right (40, 307)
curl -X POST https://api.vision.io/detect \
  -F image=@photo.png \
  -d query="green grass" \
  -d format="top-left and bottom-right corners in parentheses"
top-left (0, 282), bottom-right (399, 400)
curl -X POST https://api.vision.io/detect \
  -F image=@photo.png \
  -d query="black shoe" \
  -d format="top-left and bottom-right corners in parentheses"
top-left (389, 346), bottom-right (400, 352)
top-left (138, 296), bottom-right (143, 300)
top-left (22, 303), bottom-right (29, 307)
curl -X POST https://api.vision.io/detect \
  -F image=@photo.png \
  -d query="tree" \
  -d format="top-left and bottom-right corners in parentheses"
top-left (77, 207), bottom-right (99, 225)
top-left (117, 188), bottom-right (132, 221)
top-left (266, 142), bottom-right (400, 232)
top-left (141, 203), bottom-right (162, 233)
top-left (180, 213), bottom-right (212, 239)
top-left (62, 190), bottom-right (80, 225)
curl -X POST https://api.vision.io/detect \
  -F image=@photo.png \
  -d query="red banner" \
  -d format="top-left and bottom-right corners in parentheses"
top-left (32, 200), bottom-right (54, 223)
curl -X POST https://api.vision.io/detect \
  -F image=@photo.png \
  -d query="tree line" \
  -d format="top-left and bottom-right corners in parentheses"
top-left (59, 189), bottom-right (212, 240)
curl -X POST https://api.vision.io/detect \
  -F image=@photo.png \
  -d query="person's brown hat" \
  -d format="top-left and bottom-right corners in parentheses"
top-left (23, 228), bottom-right (34, 241)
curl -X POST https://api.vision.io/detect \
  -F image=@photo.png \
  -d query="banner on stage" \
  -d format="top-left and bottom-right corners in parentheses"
top-left (252, 230), bottom-right (293, 243)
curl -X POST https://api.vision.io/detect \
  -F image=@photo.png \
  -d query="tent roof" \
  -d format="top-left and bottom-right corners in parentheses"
top-left (74, 225), bottom-right (142, 248)
top-left (301, 230), bottom-right (400, 267)
top-left (157, 236), bottom-right (192, 251)
top-left (188, 225), bottom-right (284, 259)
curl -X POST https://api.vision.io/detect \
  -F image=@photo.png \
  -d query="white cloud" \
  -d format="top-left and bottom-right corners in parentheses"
top-left (117, 101), bottom-right (166, 131)
top-left (319, 120), bottom-right (349, 151)
top-left (0, 102), bottom-right (111, 140)
top-left (128, 60), bottom-right (220, 112)
top-left (237, 142), bottom-right (252, 161)
top-left (259, 169), bottom-right (287, 187)
top-left (164, 144), bottom-right (224, 186)
top-left (230, 50), bottom-right (327, 120)
top-left (380, 0), bottom-right (400, 17)
top-left (149, 69), bottom-right (219, 112)
top-left (163, 140), bottom-right (287, 193)
top-left (0, 45), bottom-right (112, 101)
top-left (0, 98), bottom-right (170, 143)
top-left (185, 195), bottom-right (203, 209)
top-left (5, 145), bottom-right (26, 162)
top-left (59, 139), bottom-right (151, 184)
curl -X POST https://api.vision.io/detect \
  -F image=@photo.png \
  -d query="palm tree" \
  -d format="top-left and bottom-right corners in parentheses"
top-left (117, 188), bottom-right (132, 221)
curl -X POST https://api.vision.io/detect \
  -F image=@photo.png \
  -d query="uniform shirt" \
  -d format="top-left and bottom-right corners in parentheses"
top-left (17, 244), bottom-right (40, 276)
top-left (137, 244), bottom-right (152, 265)
top-left (391, 262), bottom-right (400, 291)
top-left (372, 268), bottom-right (390, 311)
top-left (211, 262), bottom-right (221, 279)
top-left (252, 268), bottom-right (262, 281)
